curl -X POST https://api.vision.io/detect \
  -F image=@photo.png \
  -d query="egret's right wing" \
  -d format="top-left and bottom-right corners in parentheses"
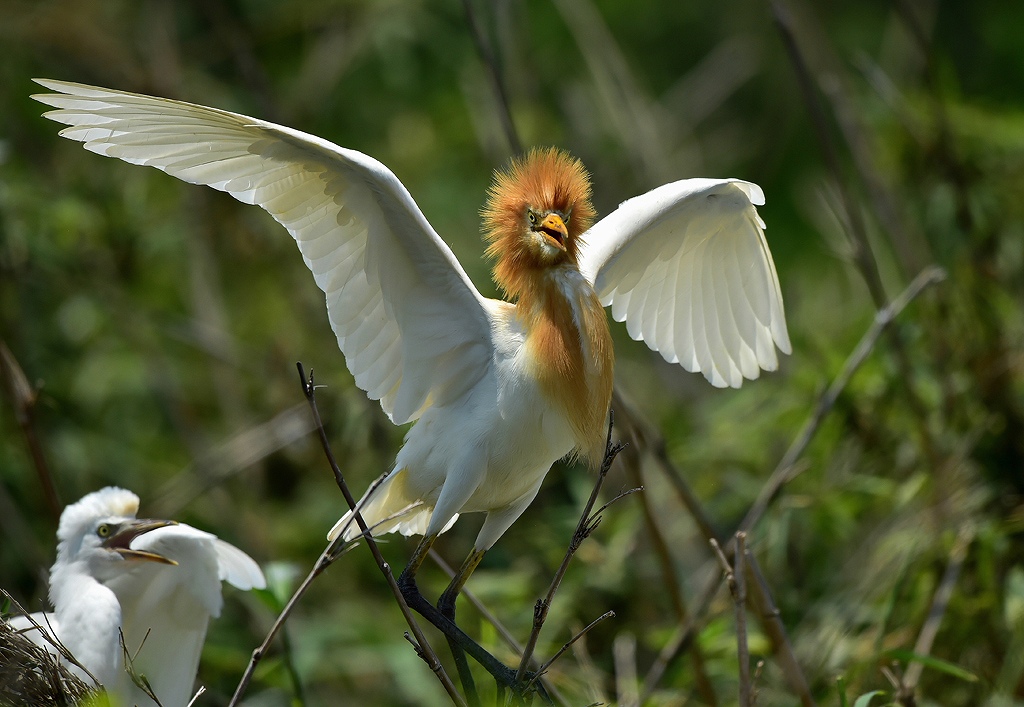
top-left (212, 538), bottom-right (266, 591)
top-left (32, 79), bottom-right (495, 424)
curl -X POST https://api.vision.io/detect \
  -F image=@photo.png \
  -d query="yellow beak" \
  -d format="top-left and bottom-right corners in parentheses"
top-left (537, 213), bottom-right (568, 251)
top-left (103, 518), bottom-right (180, 565)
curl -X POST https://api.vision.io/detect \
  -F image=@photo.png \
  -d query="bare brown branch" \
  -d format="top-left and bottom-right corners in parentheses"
top-left (1, 342), bottom-right (62, 523)
top-left (900, 526), bottom-right (975, 699)
top-left (514, 414), bottom-right (625, 685)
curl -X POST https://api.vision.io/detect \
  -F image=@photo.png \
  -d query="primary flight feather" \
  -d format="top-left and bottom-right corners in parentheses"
top-left (32, 79), bottom-right (790, 560)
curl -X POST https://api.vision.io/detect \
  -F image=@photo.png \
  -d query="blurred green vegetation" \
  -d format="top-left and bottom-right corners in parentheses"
top-left (2, 1), bottom-right (1023, 705)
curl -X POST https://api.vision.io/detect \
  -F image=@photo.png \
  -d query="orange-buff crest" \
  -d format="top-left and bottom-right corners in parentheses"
top-left (482, 148), bottom-right (596, 298)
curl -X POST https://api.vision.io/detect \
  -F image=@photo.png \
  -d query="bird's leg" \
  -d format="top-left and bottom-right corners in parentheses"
top-left (398, 537), bottom-right (519, 690)
top-left (436, 548), bottom-right (485, 618)
top-left (437, 548), bottom-right (486, 700)
top-left (396, 532), bottom-right (436, 598)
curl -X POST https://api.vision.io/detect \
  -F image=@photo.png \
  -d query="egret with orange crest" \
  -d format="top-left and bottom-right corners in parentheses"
top-left (33, 79), bottom-right (790, 683)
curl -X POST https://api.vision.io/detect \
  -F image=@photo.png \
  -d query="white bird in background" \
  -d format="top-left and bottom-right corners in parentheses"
top-left (32, 79), bottom-right (789, 678)
top-left (9, 487), bottom-right (265, 707)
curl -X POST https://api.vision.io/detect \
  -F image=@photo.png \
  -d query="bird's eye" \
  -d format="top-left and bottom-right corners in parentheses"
top-left (563, 212), bottom-right (570, 224)
top-left (97, 524), bottom-right (112, 538)
top-left (528, 211), bottom-right (537, 226)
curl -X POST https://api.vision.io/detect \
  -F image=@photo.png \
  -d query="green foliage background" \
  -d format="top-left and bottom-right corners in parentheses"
top-left (2, 1), bottom-right (1023, 705)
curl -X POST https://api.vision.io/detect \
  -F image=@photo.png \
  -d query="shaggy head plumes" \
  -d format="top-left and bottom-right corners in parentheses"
top-left (57, 488), bottom-right (139, 545)
top-left (482, 148), bottom-right (595, 298)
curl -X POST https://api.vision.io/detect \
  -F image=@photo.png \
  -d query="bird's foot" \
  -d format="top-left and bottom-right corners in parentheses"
top-left (398, 570), bottom-right (522, 691)
top-left (436, 586), bottom-right (478, 701)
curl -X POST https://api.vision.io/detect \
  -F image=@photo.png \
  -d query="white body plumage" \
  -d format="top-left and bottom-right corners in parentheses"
top-left (338, 295), bottom-right (585, 550)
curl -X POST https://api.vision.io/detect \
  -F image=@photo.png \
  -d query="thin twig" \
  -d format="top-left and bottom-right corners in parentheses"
top-left (900, 526), bottom-right (974, 697)
top-left (460, 0), bottom-right (522, 155)
top-left (734, 534), bottom-right (751, 707)
top-left (186, 685), bottom-right (206, 707)
top-left (0, 342), bottom-right (62, 523)
top-left (709, 539), bottom-right (732, 577)
top-left (514, 413), bottom-right (625, 684)
top-left (121, 628), bottom-right (164, 707)
top-left (620, 441), bottom-right (718, 704)
top-left (710, 535), bottom-right (751, 706)
top-left (613, 632), bottom-right (640, 707)
top-left (278, 363), bottom-right (465, 707)
top-left (2, 591), bottom-right (102, 687)
top-left (738, 265), bottom-right (946, 536)
top-left (744, 551), bottom-right (811, 706)
top-left (752, 660), bottom-right (765, 706)
top-left (524, 611), bottom-right (615, 690)
top-left (769, 0), bottom-right (942, 472)
top-left (590, 486), bottom-right (642, 519)
top-left (228, 535), bottom-right (355, 706)
top-left (569, 623), bottom-right (610, 705)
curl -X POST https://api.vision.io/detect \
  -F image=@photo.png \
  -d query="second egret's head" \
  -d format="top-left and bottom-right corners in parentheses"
top-left (54, 487), bottom-right (178, 582)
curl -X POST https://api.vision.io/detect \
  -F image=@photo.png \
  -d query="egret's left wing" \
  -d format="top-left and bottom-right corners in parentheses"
top-left (578, 179), bottom-right (791, 388)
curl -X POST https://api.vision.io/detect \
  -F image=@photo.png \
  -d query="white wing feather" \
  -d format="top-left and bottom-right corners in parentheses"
top-left (212, 538), bottom-right (267, 591)
top-left (32, 79), bottom-right (494, 425)
top-left (578, 178), bottom-right (791, 388)
top-left (105, 524), bottom-right (261, 707)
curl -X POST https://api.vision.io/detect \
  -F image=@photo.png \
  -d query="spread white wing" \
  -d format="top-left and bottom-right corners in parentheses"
top-left (105, 524), bottom-right (263, 707)
top-left (32, 79), bottom-right (494, 424)
top-left (212, 538), bottom-right (267, 591)
top-left (578, 179), bottom-right (791, 388)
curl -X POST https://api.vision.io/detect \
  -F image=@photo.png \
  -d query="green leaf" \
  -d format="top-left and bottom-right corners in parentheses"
top-left (882, 649), bottom-right (979, 683)
top-left (852, 690), bottom-right (885, 707)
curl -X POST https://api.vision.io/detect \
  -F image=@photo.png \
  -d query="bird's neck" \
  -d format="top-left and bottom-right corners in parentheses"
top-left (50, 564), bottom-right (124, 687)
top-left (517, 266), bottom-right (614, 466)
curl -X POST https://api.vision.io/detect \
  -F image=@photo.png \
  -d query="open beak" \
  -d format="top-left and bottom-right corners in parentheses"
top-left (537, 213), bottom-right (568, 251)
top-left (103, 519), bottom-right (179, 565)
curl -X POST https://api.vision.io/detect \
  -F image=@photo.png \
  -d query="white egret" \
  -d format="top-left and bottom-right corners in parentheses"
top-left (31, 80), bottom-right (789, 681)
top-left (9, 487), bottom-right (265, 707)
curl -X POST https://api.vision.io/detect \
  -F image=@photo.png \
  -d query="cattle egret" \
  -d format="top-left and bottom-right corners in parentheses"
top-left (32, 79), bottom-right (790, 679)
top-left (9, 487), bottom-right (265, 707)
